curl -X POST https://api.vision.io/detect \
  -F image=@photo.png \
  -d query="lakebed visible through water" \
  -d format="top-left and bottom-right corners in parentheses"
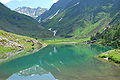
top-left (0, 44), bottom-right (120, 80)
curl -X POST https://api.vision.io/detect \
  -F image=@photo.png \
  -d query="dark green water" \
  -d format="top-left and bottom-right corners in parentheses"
top-left (0, 44), bottom-right (120, 80)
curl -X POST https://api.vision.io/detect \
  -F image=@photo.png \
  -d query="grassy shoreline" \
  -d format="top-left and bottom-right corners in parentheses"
top-left (97, 49), bottom-right (120, 65)
top-left (39, 38), bottom-right (89, 44)
top-left (0, 30), bottom-right (45, 63)
top-left (1, 30), bottom-right (119, 66)
top-left (0, 30), bottom-right (88, 63)
top-left (0, 43), bottom-right (47, 64)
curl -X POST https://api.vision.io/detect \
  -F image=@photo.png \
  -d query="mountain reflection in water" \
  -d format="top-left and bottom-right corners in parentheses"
top-left (0, 44), bottom-right (119, 80)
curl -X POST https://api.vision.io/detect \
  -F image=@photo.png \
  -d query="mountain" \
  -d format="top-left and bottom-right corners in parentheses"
top-left (0, 3), bottom-right (52, 38)
top-left (15, 7), bottom-right (47, 18)
top-left (37, 0), bottom-right (72, 21)
top-left (91, 11), bottom-right (120, 47)
top-left (37, 0), bottom-right (120, 39)
top-left (95, 12), bottom-right (120, 64)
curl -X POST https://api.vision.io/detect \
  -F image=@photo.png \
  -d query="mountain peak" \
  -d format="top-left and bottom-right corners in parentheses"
top-left (15, 6), bottom-right (47, 18)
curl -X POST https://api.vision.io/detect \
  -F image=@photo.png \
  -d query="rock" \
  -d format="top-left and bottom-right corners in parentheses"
top-left (0, 36), bottom-right (23, 48)
top-left (103, 57), bottom-right (109, 61)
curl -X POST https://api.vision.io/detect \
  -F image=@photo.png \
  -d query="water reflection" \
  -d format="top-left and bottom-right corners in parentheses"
top-left (7, 65), bottom-right (57, 80)
top-left (7, 73), bottom-right (56, 80)
top-left (0, 44), bottom-right (120, 80)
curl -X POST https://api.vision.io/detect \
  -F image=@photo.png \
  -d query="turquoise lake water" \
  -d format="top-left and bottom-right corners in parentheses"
top-left (0, 44), bottom-right (120, 80)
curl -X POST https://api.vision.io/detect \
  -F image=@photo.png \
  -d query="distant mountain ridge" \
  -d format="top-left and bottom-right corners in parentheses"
top-left (15, 7), bottom-right (47, 18)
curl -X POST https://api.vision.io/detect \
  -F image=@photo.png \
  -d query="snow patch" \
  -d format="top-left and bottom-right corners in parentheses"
top-left (48, 28), bottom-right (52, 31)
top-left (38, 18), bottom-right (41, 23)
top-left (58, 18), bottom-right (63, 22)
top-left (53, 30), bottom-right (57, 36)
top-left (48, 28), bottom-right (57, 36)
top-left (74, 2), bottom-right (80, 6)
top-left (49, 10), bottom-right (60, 19)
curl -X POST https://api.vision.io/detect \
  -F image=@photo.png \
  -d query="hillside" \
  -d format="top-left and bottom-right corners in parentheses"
top-left (91, 11), bottom-right (120, 47)
top-left (0, 30), bottom-right (42, 60)
top-left (98, 49), bottom-right (120, 64)
top-left (0, 30), bottom-right (42, 52)
top-left (0, 3), bottom-right (52, 38)
top-left (37, 0), bottom-right (120, 39)
top-left (91, 11), bottom-right (120, 64)
top-left (37, 0), bottom-right (72, 21)
top-left (15, 7), bottom-right (47, 18)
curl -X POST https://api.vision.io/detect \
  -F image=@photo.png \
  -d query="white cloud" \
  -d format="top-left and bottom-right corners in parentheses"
top-left (0, 0), bottom-right (13, 4)
top-left (52, 0), bottom-right (59, 3)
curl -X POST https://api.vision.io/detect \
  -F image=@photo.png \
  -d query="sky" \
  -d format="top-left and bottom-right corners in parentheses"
top-left (0, 0), bottom-right (59, 9)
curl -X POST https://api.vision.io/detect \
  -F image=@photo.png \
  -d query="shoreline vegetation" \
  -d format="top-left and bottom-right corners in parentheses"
top-left (40, 38), bottom-right (89, 44)
top-left (0, 29), bottom-right (89, 63)
top-left (0, 44), bottom-right (47, 64)
top-left (0, 30), bottom-right (45, 63)
top-left (0, 30), bottom-right (119, 65)
top-left (98, 49), bottom-right (120, 65)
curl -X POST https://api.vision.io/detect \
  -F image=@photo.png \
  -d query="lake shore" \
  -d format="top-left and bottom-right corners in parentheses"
top-left (97, 49), bottom-right (120, 65)
top-left (0, 43), bottom-right (47, 64)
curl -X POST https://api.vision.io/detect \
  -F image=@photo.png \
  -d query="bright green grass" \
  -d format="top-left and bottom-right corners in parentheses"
top-left (39, 38), bottom-right (90, 44)
top-left (98, 49), bottom-right (120, 64)
top-left (0, 47), bottom-right (16, 54)
top-left (0, 30), bottom-right (42, 54)
top-left (0, 30), bottom-right (41, 48)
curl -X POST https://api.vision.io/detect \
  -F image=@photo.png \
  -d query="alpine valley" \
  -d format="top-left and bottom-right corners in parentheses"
top-left (0, 0), bottom-right (120, 80)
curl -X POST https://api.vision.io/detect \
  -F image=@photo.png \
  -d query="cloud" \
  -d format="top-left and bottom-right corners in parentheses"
top-left (52, 0), bottom-right (59, 3)
top-left (0, 0), bottom-right (13, 4)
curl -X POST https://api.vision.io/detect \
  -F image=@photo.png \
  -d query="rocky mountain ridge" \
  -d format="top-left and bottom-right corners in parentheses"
top-left (15, 7), bottom-right (47, 18)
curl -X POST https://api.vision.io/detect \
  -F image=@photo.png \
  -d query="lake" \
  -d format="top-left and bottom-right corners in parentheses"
top-left (0, 44), bottom-right (120, 80)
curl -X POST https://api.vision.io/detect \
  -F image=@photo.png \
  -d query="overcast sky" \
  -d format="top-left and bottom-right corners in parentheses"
top-left (0, 0), bottom-right (59, 9)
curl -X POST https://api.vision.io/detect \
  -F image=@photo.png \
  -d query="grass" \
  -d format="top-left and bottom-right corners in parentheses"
top-left (0, 47), bottom-right (16, 54)
top-left (0, 47), bottom-right (44, 64)
top-left (0, 30), bottom-right (44, 63)
top-left (0, 30), bottom-right (42, 54)
top-left (98, 49), bottom-right (120, 64)
top-left (39, 38), bottom-right (90, 44)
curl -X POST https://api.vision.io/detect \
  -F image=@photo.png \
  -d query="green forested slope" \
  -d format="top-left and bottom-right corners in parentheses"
top-left (38, 0), bottom-right (120, 39)
top-left (91, 11), bottom-right (120, 48)
top-left (0, 3), bottom-right (52, 38)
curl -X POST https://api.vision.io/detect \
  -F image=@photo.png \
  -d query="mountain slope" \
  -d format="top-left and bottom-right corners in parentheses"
top-left (37, 0), bottom-right (120, 39)
top-left (37, 0), bottom-right (72, 21)
top-left (91, 11), bottom-right (120, 64)
top-left (91, 11), bottom-right (120, 47)
top-left (0, 3), bottom-right (52, 38)
top-left (0, 30), bottom-right (42, 59)
top-left (15, 7), bottom-right (47, 18)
